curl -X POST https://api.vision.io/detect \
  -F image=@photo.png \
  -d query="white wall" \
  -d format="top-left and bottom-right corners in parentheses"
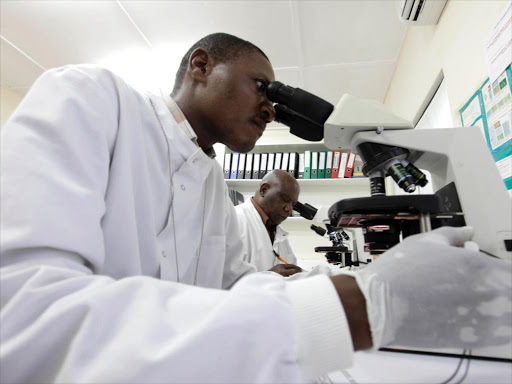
top-left (1, 85), bottom-right (23, 129)
top-left (385, 0), bottom-right (509, 126)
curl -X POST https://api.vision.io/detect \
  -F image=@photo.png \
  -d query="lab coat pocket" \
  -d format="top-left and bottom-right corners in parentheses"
top-left (195, 235), bottom-right (226, 289)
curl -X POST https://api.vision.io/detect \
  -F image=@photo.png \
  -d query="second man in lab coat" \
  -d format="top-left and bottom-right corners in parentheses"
top-left (235, 169), bottom-right (302, 276)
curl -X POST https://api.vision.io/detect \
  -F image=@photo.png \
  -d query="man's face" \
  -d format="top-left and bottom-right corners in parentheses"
top-left (260, 179), bottom-right (300, 226)
top-left (198, 51), bottom-right (276, 153)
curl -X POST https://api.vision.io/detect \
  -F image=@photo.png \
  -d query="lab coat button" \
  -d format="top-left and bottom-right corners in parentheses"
top-left (162, 251), bottom-right (167, 258)
top-left (193, 159), bottom-right (198, 163)
top-left (181, 185), bottom-right (185, 190)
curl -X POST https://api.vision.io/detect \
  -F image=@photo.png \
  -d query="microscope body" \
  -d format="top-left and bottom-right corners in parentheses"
top-left (268, 83), bottom-right (512, 358)
top-left (323, 97), bottom-right (511, 260)
top-left (268, 82), bottom-right (511, 259)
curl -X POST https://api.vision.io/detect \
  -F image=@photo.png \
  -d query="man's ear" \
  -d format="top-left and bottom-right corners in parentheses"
top-left (260, 184), bottom-right (270, 197)
top-left (189, 48), bottom-right (212, 83)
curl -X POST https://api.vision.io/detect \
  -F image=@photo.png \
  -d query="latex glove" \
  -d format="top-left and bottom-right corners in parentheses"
top-left (342, 226), bottom-right (512, 350)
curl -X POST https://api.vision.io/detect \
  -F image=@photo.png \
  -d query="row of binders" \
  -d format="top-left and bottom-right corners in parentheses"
top-left (223, 151), bottom-right (364, 180)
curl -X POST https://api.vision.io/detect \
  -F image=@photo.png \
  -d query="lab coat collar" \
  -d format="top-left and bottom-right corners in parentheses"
top-left (161, 92), bottom-right (216, 159)
top-left (147, 93), bottom-right (213, 180)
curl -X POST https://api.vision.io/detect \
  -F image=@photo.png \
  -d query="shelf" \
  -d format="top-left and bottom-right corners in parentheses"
top-left (225, 177), bottom-right (369, 188)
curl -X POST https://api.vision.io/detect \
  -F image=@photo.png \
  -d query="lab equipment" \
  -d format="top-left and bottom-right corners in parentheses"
top-left (268, 82), bottom-right (512, 360)
top-left (267, 82), bottom-right (512, 260)
top-left (310, 223), bottom-right (354, 266)
top-left (292, 201), bottom-right (318, 220)
top-left (293, 201), bottom-right (358, 266)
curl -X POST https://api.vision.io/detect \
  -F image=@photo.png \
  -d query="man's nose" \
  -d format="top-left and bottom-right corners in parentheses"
top-left (262, 100), bottom-right (276, 124)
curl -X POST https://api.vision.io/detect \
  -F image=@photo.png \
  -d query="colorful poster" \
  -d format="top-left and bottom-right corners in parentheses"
top-left (481, 69), bottom-right (512, 150)
top-left (460, 65), bottom-right (512, 190)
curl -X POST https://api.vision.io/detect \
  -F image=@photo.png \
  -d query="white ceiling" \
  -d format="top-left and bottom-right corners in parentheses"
top-left (1, 0), bottom-right (408, 124)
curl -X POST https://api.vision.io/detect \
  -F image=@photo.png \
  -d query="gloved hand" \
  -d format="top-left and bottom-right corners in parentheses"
top-left (342, 226), bottom-right (512, 350)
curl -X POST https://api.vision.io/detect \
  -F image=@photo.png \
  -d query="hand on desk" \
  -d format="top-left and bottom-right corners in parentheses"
top-left (268, 263), bottom-right (302, 277)
top-left (332, 226), bottom-right (512, 351)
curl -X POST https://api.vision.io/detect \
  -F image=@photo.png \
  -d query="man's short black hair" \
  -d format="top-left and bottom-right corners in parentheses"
top-left (171, 33), bottom-right (270, 96)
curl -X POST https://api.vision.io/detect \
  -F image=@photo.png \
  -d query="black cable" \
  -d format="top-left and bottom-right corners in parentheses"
top-left (479, 249), bottom-right (500, 259)
top-left (439, 349), bottom-right (466, 384)
top-left (453, 349), bottom-right (471, 384)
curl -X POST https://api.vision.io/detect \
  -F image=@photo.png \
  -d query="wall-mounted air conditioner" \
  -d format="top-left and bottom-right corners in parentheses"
top-left (397, 0), bottom-right (447, 25)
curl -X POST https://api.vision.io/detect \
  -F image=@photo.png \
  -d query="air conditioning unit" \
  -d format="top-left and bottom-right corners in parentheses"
top-left (397, 0), bottom-right (447, 25)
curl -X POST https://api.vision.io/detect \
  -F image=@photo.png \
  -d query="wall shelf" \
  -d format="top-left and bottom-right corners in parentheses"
top-left (226, 177), bottom-right (369, 188)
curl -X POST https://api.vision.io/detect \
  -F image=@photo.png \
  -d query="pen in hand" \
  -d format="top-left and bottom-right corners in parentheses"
top-left (273, 250), bottom-right (289, 264)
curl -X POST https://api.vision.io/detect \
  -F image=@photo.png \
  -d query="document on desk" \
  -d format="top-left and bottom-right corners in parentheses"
top-left (317, 350), bottom-right (512, 384)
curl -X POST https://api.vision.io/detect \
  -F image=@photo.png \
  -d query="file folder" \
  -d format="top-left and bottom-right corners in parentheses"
top-left (353, 155), bottom-right (365, 177)
top-left (230, 153), bottom-right (239, 179)
top-left (223, 153), bottom-right (231, 179)
top-left (298, 153), bottom-right (305, 179)
top-left (332, 150), bottom-right (341, 178)
top-left (325, 151), bottom-right (333, 179)
top-left (274, 152), bottom-right (283, 171)
top-left (304, 151), bottom-right (312, 179)
top-left (338, 152), bottom-right (348, 179)
top-left (267, 153), bottom-right (275, 175)
top-left (311, 151), bottom-right (319, 179)
top-left (253, 153), bottom-right (261, 179)
top-left (288, 152), bottom-right (298, 178)
top-left (344, 152), bottom-right (356, 178)
top-left (260, 153), bottom-right (268, 178)
top-left (237, 153), bottom-right (246, 179)
top-left (318, 151), bottom-right (326, 179)
top-left (281, 152), bottom-right (289, 172)
top-left (245, 153), bottom-right (253, 179)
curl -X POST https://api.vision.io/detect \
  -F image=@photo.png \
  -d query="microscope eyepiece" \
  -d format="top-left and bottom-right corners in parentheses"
top-left (266, 82), bottom-right (295, 106)
top-left (266, 81), bottom-right (334, 125)
top-left (265, 81), bottom-right (334, 142)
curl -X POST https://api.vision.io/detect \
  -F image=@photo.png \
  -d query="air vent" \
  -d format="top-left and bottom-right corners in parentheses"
top-left (397, 0), bottom-right (447, 26)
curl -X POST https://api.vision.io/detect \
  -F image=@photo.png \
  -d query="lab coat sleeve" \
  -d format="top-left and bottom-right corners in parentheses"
top-left (220, 193), bottom-right (257, 289)
top-left (286, 275), bottom-right (355, 379)
top-left (1, 257), bottom-right (306, 383)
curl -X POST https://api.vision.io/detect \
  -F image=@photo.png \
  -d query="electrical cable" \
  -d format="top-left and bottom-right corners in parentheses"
top-left (439, 349), bottom-right (467, 384)
top-left (453, 349), bottom-right (471, 384)
top-left (478, 249), bottom-right (500, 259)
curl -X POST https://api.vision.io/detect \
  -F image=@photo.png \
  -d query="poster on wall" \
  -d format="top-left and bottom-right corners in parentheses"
top-left (485, 2), bottom-right (512, 84)
top-left (460, 65), bottom-right (512, 191)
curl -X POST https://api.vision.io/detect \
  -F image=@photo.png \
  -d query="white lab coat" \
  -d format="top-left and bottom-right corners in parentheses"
top-left (0, 65), bottom-right (353, 383)
top-left (235, 200), bottom-right (297, 271)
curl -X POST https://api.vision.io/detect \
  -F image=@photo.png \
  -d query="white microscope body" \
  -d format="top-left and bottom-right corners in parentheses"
top-left (324, 94), bottom-right (512, 260)
top-left (267, 82), bottom-right (512, 359)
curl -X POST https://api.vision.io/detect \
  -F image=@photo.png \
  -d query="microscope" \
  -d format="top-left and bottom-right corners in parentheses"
top-left (267, 81), bottom-right (512, 260)
top-left (293, 201), bottom-right (361, 267)
top-left (268, 81), bottom-right (512, 360)
top-left (293, 201), bottom-right (352, 264)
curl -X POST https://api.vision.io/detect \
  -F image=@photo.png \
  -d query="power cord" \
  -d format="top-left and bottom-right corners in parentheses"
top-left (440, 349), bottom-right (472, 384)
top-left (454, 350), bottom-right (471, 384)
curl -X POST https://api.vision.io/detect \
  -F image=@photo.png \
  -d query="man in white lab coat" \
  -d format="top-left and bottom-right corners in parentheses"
top-left (236, 170), bottom-right (302, 275)
top-left (0, 32), bottom-right (358, 383)
top-left (1, 32), bottom-right (510, 383)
